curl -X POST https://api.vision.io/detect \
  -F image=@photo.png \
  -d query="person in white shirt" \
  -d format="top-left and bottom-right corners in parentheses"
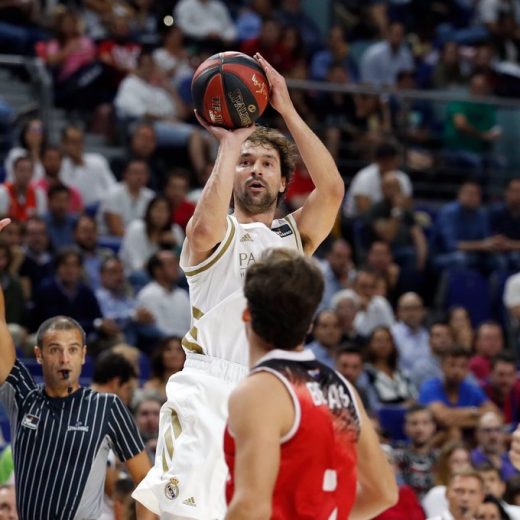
top-left (115, 51), bottom-right (209, 177)
top-left (352, 268), bottom-right (395, 338)
top-left (343, 141), bottom-right (412, 218)
top-left (97, 159), bottom-right (154, 237)
top-left (137, 250), bottom-right (190, 337)
top-left (427, 470), bottom-right (485, 520)
top-left (391, 292), bottom-right (431, 375)
top-left (360, 21), bottom-right (414, 86)
top-left (174, 0), bottom-right (237, 48)
top-left (59, 126), bottom-right (116, 208)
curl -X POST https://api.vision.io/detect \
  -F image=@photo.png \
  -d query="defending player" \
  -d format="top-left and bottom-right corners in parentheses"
top-left (225, 248), bottom-right (398, 519)
top-left (133, 53), bottom-right (344, 519)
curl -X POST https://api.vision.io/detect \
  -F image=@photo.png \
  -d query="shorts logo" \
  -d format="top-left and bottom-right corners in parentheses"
top-left (165, 477), bottom-right (180, 500)
top-left (183, 496), bottom-right (197, 507)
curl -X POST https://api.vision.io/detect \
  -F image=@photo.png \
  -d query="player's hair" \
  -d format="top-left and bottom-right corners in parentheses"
top-left (92, 351), bottom-right (137, 385)
top-left (244, 248), bottom-right (324, 350)
top-left (36, 316), bottom-right (86, 349)
top-left (245, 126), bottom-right (298, 202)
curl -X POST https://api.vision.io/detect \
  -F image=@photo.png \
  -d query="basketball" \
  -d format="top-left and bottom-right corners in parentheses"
top-left (191, 51), bottom-right (270, 129)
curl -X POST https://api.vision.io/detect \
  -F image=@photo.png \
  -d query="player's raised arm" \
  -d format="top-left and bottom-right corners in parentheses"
top-left (0, 219), bottom-right (16, 384)
top-left (255, 53), bottom-right (345, 255)
top-left (185, 116), bottom-right (257, 265)
top-left (350, 389), bottom-right (398, 519)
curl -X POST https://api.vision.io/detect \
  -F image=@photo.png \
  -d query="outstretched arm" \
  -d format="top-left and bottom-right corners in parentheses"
top-left (255, 54), bottom-right (345, 255)
top-left (185, 116), bottom-right (257, 266)
top-left (0, 218), bottom-right (16, 385)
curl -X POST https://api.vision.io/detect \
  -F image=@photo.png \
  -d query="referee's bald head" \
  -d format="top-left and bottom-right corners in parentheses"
top-left (36, 316), bottom-right (86, 349)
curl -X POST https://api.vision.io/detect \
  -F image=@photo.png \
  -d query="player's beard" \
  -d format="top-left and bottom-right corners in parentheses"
top-left (235, 187), bottom-right (278, 215)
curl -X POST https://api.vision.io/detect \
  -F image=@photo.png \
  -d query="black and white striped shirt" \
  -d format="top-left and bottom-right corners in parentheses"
top-left (0, 360), bottom-right (145, 520)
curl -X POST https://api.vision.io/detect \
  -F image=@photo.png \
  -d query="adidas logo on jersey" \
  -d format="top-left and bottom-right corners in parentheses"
top-left (183, 497), bottom-right (197, 507)
top-left (240, 233), bottom-right (254, 242)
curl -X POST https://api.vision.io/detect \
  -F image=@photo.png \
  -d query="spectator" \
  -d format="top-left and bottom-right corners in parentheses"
top-left (448, 305), bottom-right (475, 351)
top-left (98, 9), bottom-right (142, 88)
top-left (470, 322), bottom-right (505, 385)
top-left (73, 214), bottom-right (114, 291)
top-left (427, 470), bottom-right (485, 520)
top-left (306, 310), bottom-right (343, 368)
top-left (0, 484), bottom-right (17, 520)
top-left (133, 393), bottom-right (162, 459)
top-left (394, 404), bottom-right (437, 499)
top-left (422, 440), bottom-right (472, 516)
top-left (365, 241), bottom-right (402, 305)
top-left (310, 25), bottom-right (357, 82)
top-left (411, 321), bottom-right (454, 389)
top-left (472, 411), bottom-right (519, 482)
top-left (43, 183), bottom-right (77, 251)
top-left (343, 142), bottom-right (412, 219)
top-left (36, 145), bottom-right (83, 214)
top-left (364, 326), bottom-right (417, 409)
top-left (59, 126), bottom-right (117, 209)
top-left (31, 248), bottom-right (103, 338)
top-left (484, 352), bottom-right (520, 428)
top-left (505, 476), bottom-right (520, 507)
top-left (443, 73), bottom-right (503, 184)
top-left (17, 217), bottom-right (53, 302)
top-left (119, 196), bottom-right (183, 281)
top-left (334, 344), bottom-right (371, 411)
top-left (419, 346), bottom-right (498, 442)
top-left (114, 51), bottom-right (209, 177)
top-left (35, 8), bottom-right (100, 109)
top-left (174, 0), bottom-right (237, 51)
top-left (432, 41), bottom-right (467, 89)
top-left (477, 464), bottom-right (520, 519)
top-left (136, 250), bottom-right (190, 337)
top-left (144, 337), bottom-right (186, 401)
top-left (235, 0), bottom-right (274, 42)
top-left (366, 172), bottom-right (428, 272)
top-left (352, 268), bottom-right (395, 338)
top-left (392, 292), bottom-right (430, 375)
top-left (132, 0), bottom-right (160, 45)
top-left (477, 495), bottom-right (512, 520)
top-left (163, 169), bottom-right (196, 233)
top-left (152, 26), bottom-right (193, 88)
top-left (319, 238), bottom-right (355, 310)
top-left (330, 289), bottom-right (363, 343)
top-left (97, 159), bottom-right (154, 238)
top-left (490, 178), bottom-right (520, 271)
top-left (4, 118), bottom-right (46, 183)
top-left (95, 256), bottom-right (163, 350)
top-left (434, 181), bottom-right (502, 274)
top-left (0, 156), bottom-right (47, 221)
top-left (360, 21), bottom-right (414, 86)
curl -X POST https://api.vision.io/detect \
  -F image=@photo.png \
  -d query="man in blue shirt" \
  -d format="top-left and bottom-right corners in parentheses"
top-left (434, 181), bottom-right (504, 273)
top-left (419, 345), bottom-right (498, 441)
top-left (306, 309), bottom-right (343, 368)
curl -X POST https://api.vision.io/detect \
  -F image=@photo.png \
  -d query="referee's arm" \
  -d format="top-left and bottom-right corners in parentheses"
top-left (126, 452), bottom-right (157, 519)
top-left (0, 219), bottom-right (16, 385)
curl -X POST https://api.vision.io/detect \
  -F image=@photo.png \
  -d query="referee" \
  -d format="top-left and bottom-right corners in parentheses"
top-left (0, 218), bottom-right (156, 520)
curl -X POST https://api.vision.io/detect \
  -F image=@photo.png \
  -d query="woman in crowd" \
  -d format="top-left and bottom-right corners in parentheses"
top-left (364, 326), bottom-right (417, 409)
top-left (448, 305), bottom-right (474, 351)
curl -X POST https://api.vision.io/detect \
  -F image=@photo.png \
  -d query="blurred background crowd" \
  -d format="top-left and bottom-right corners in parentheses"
top-left (3, 0), bottom-right (520, 518)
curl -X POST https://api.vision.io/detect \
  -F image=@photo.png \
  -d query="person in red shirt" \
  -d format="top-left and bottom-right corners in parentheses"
top-left (163, 169), bottom-right (195, 232)
top-left (470, 321), bottom-right (505, 385)
top-left (224, 248), bottom-right (397, 520)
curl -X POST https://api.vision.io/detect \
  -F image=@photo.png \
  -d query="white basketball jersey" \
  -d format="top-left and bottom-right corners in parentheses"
top-left (179, 213), bottom-right (303, 365)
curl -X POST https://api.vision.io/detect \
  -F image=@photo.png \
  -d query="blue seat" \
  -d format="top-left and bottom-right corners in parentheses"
top-left (0, 406), bottom-right (10, 443)
top-left (139, 354), bottom-right (150, 382)
top-left (377, 406), bottom-right (407, 442)
top-left (21, 358), bottom-right (42, 379)
top-left (443, 268), bottom-right (491, 327)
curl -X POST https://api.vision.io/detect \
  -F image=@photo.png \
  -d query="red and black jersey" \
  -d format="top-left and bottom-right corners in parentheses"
top-left (224, 349), bottom-right (361, 520)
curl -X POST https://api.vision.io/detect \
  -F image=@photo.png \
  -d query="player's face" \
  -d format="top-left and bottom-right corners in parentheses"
top-left (405, 411), bottom-right (435, 447)
top-left (35, 329), bottom-right (86, 394)
top-left (234, 142), bottom-right (285, 215)
top-left (0, 486), bottom-right (17, 520)
top-left (446, 475), bottom-right (484, 520)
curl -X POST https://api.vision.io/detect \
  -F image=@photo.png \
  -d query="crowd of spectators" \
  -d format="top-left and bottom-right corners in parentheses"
top-left (2, 0), bottom-right (520, 519)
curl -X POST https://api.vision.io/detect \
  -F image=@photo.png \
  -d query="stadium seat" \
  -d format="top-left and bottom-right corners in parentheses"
top-left (443, 268), bottom-right (491, 327)
top-left (377, 406), bottom-right (407, 442)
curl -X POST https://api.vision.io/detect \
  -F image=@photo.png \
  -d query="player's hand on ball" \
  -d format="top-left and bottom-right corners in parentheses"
top-left (194, 110), bottom-right (256, 144)
top-left (254, 53), bottom-right (292, 116)
top-left (510, 426), bottom-right (520, 469)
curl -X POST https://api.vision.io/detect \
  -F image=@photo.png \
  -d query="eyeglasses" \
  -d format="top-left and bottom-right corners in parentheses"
top-left (478, 427), bottom-right (502, 434)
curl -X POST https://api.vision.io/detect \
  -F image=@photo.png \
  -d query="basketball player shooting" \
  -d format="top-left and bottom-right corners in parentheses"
top-left (133, 53), bottom-right (345, 519)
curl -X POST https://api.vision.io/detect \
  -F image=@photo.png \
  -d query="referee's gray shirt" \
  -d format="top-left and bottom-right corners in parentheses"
top-left (0, 359), bottom-right (145, 520)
